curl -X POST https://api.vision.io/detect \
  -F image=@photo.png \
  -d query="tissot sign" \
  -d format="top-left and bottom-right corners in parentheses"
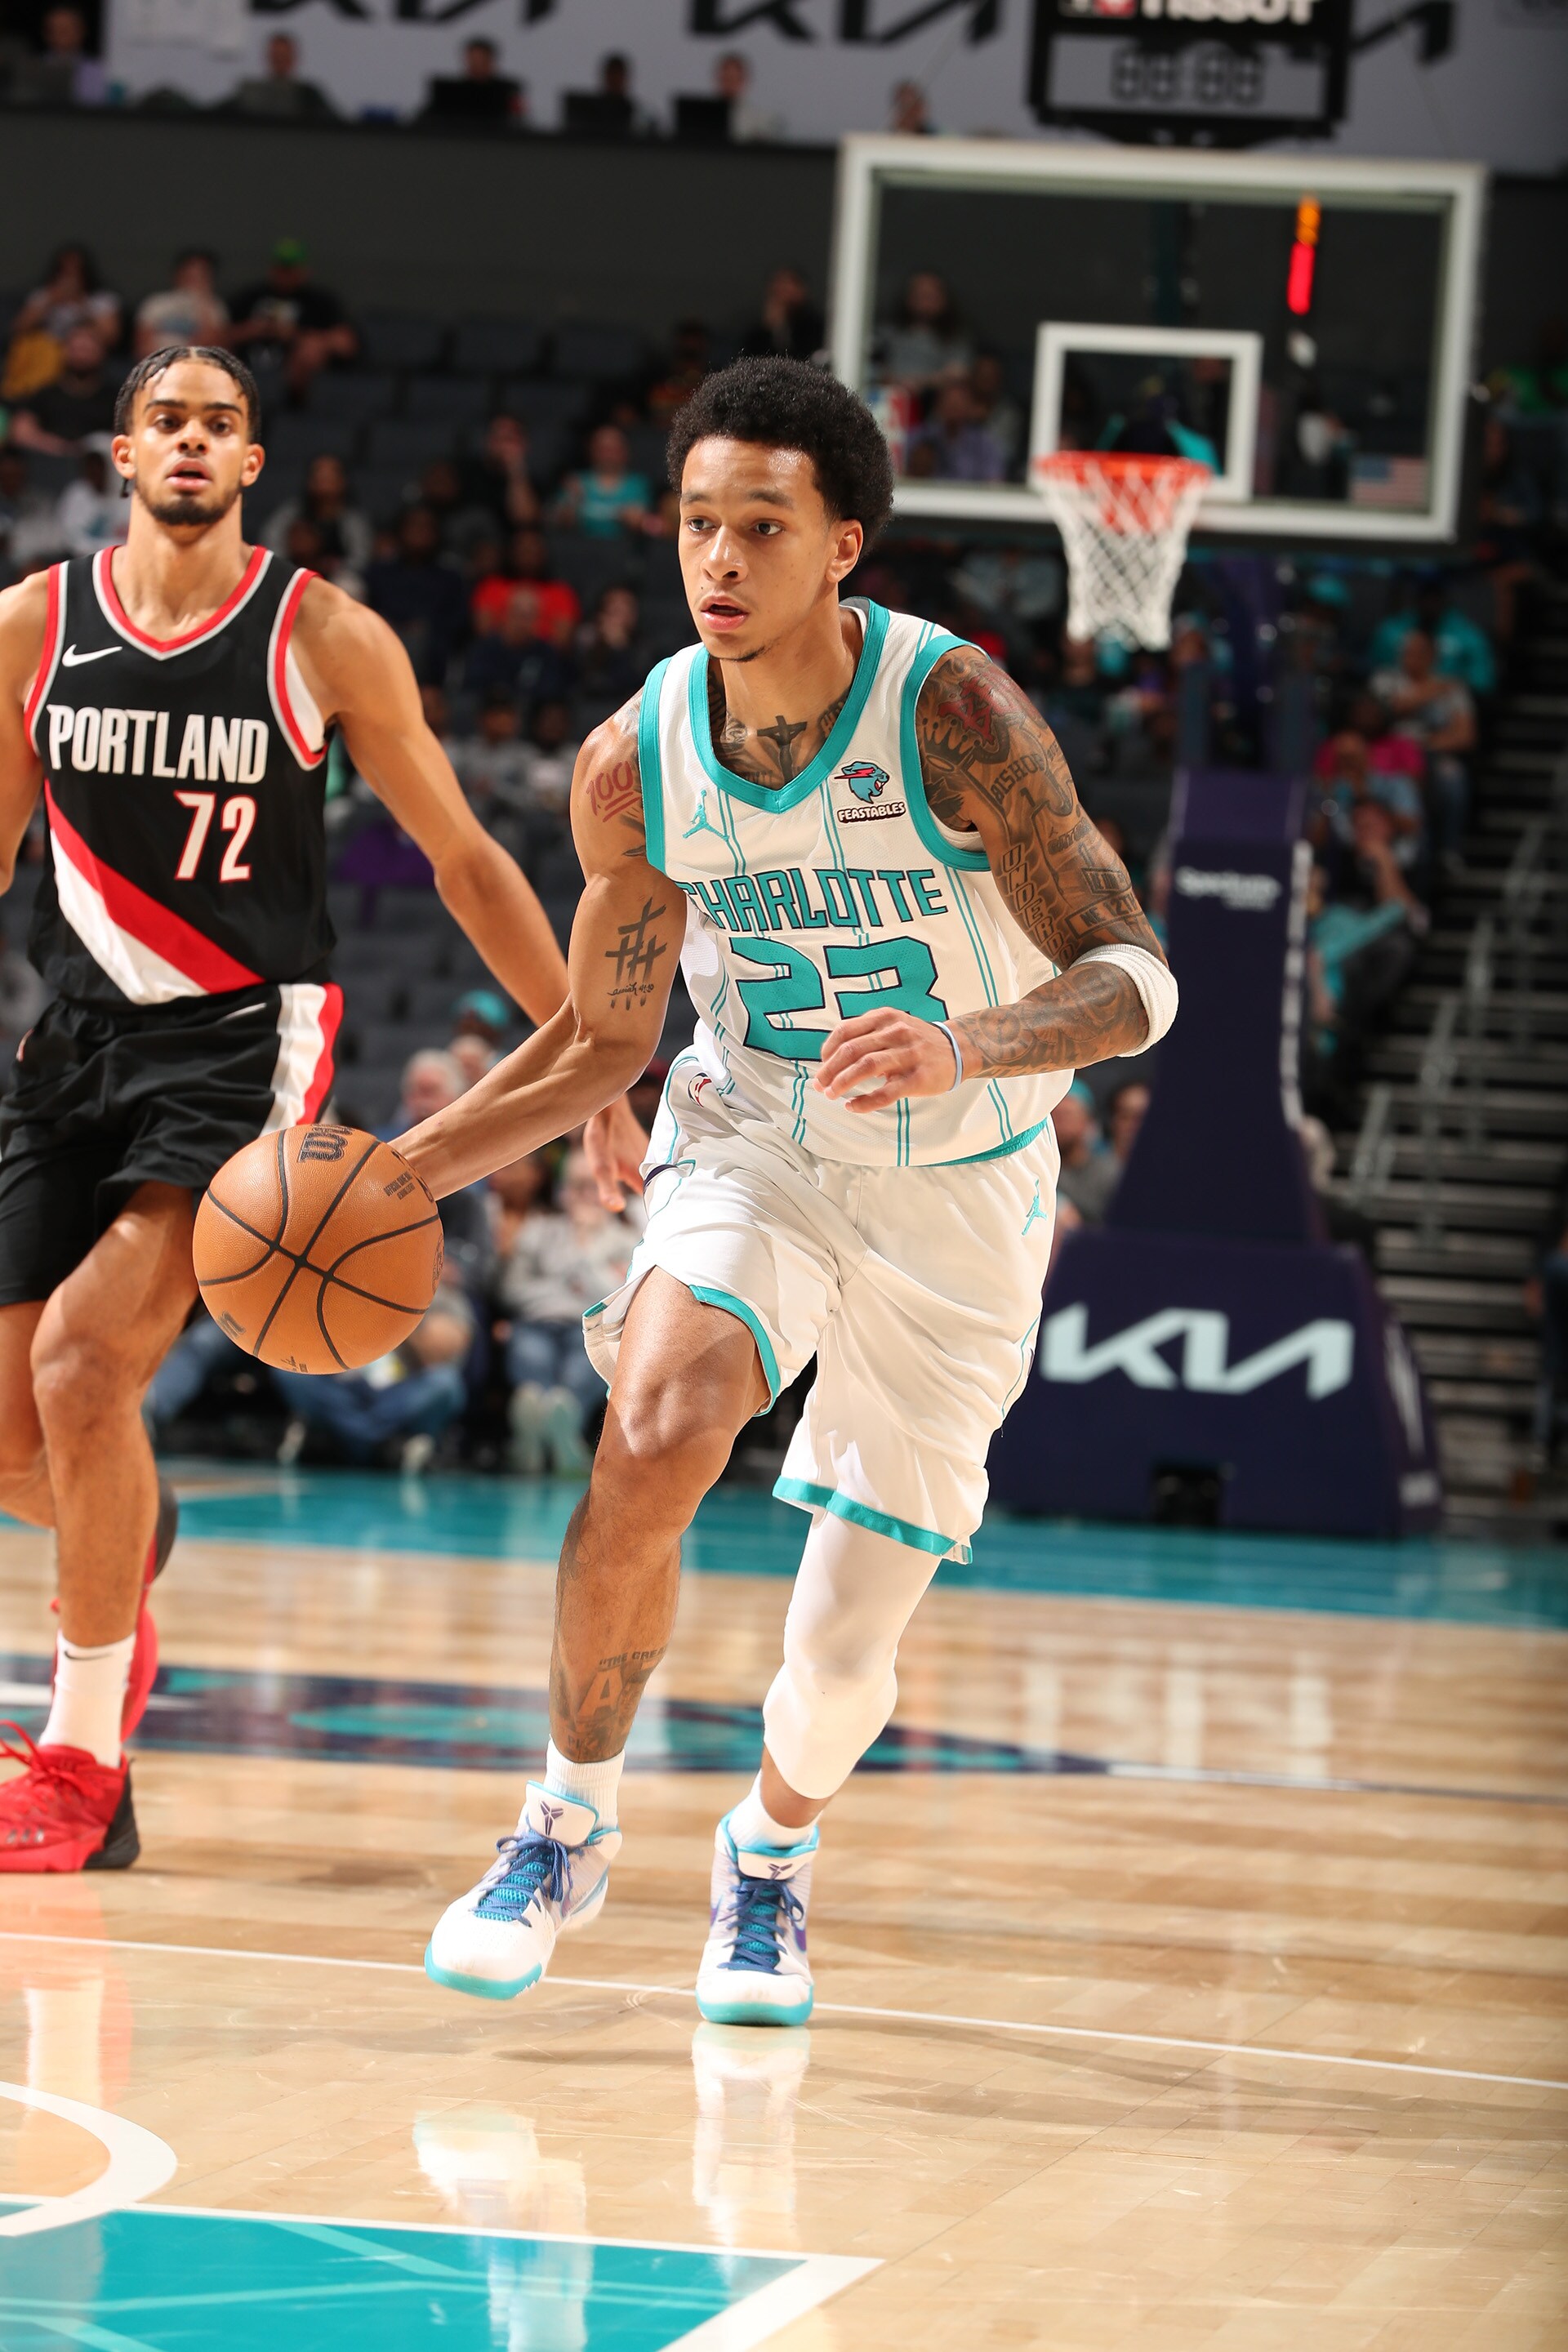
top-left (1030, 0), bottom-right (1353, 141)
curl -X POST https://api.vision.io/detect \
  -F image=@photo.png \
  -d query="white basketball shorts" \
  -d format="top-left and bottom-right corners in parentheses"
top-left (583, 1052), bottom-right (1059, 1562)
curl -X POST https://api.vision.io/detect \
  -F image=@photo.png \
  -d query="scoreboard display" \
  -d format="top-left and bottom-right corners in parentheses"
top-left (1030, 0), bottom-right (1354, 146)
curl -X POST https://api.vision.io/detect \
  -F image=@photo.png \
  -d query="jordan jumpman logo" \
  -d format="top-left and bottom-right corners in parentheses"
top-left (684, 789), bottom-right (723, 843)
top-left (1022, 1182), bottom-right (1049, 1237)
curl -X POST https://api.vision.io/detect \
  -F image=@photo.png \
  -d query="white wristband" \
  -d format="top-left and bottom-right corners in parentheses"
top-left (934, 1021), bottom-right (964, 1090)
top-left (1075, 942), bottom-right (1179, 1053)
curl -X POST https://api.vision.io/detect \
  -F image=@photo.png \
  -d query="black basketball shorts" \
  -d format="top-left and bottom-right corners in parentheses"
top-left (0, 982), bottom-right (340, 1307)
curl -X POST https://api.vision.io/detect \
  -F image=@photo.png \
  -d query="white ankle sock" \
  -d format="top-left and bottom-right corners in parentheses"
top-left (543, 1741), bottom-right (623, 1829)
top-left (728, 1775), bottom-right (813, 1852)
top-left (41, 1633), bottom-right (135, 1768)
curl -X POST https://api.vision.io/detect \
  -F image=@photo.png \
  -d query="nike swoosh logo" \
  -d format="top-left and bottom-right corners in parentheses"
top-left (60, 644), bottom-right (121, 667)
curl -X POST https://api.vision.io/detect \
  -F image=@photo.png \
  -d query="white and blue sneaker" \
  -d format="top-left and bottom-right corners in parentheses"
top-left (694, 1811), bottom-right (817, 2027)
top-left (425, 1784), bottom-right (619, 2001)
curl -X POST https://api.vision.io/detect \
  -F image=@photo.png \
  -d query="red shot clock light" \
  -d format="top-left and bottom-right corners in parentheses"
top-left (1287, 196), bottom-right (1321, 318)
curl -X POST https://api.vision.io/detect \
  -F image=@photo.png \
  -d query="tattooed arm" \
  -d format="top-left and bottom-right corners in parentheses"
top-left (816, 644), bottom-right (1166, 1112)
top-left (395, 697), bottom-right (679, 1198)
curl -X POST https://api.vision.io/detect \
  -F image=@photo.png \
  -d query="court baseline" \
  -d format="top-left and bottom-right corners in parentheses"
top-left (2, 1930), bottom-right (1562, 2096)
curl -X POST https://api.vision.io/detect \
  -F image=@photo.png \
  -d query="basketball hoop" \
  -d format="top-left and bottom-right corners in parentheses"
top-left (1031, 452), bottom-right (1210, 653)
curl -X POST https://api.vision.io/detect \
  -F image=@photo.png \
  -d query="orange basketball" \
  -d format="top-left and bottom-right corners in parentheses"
top-left (194, 1125), bottom-right (444, 1374)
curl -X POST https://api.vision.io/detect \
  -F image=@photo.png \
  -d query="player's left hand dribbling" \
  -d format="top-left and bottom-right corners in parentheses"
top-left (584, 1096), bottom-right (649, 1209)
top-left (813, 1009), bottom-right (960, 1113)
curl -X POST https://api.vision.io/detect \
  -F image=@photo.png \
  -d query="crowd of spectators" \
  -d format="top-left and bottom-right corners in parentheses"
top-left (0, 24), bottom-right (929, 145)
top-left (0, 231), bottom-right (1554, 1471)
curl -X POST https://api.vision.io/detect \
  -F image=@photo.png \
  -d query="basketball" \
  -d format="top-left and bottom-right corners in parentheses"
top-left (193, 1125), bottom-right (444, 1374)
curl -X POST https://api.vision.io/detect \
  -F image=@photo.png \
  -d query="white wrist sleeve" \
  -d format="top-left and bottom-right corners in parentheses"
top-left (1075, 942), bottom-right (1178, 1054)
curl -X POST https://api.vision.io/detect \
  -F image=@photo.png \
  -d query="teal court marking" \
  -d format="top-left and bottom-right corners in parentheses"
top-left (89, 1468), bottom-right (1568, 1630)
top-left (2, 1933), bottom-right (1565, 2097)
top-left (0, 2196), bottom-right (874, 2351)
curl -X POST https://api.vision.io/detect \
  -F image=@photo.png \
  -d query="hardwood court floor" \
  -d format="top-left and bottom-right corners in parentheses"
top-left (2, 1474), bottom-right (1566, 2349)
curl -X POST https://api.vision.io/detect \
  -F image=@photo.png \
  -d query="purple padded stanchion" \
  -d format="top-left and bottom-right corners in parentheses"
top-left (991, 769), bottom-right (1441, 1537)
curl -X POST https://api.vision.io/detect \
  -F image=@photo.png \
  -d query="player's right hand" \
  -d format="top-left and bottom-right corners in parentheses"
top-left (584, 1096), bottom-right (648, 1211)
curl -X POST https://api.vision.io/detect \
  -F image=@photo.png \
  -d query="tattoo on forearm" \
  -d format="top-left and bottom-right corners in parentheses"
top-left (916, 644), bottom-right (1163, 1075)
top-left (605, 898), bottom-right (669, 1009)
top-left (955, 964), bottom-right (1147, 1080)
top-left (707, 662), bottom-right (848, 790)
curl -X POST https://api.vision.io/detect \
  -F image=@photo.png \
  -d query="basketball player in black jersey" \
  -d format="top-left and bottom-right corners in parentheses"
top-left (0, 346), bottom-right (644, 1869)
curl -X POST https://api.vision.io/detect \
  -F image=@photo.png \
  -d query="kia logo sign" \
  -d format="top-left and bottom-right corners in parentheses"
top-left (1040, 1306), bottom-right (1354, 1399)
top-left (1174, 867), bottom-right (1282, 911)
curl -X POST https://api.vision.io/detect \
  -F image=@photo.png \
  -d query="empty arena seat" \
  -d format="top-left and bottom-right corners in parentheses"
top-left (359, 311), bottom-right (447, 372)
top-left (374, 886), bottom-right (452, 932)
top-left (518, 423), bottom-right (573, 488)
top-left (406, 375), bottom-right (491, 426)
top-left (541, 896), bottom-right (577, 951)
top-left (550, 322), bottom-right (646, 384)
top-left (335, 969), bottom-right (407, 1027)
top-left (332, 929), bottom-right (414, 977)
top-left (406, 974), bottom-right (473, 1028)
top-left (355, 466), bottom-right (415, 524)
top-left (17, 451), bottom-right (77, 496)
top-left (305, 372), bottom-right (399, 426)
top-left (363, 418), bottom-right (457, 469)
top-left (452, 318), bottom-right (544, 376)
top-left (263, 416), bottom-right (357, 474)
top-left (545, 534), bottom-right (640, 606)
top-left (445, 938), bottom-right (497, 988)
top-left (500, 379), bottom-right (593, 430)
top-left (332, 1064), bottom-right (403, 1128)
top-left (533, 840), bottom-right (586, 899)
top-left (352, 1019), bottom-right (436, 1072)
top-left (624, 421), bottom-right (670, 483)
top-left (643, 599), bottom-right (698, 658)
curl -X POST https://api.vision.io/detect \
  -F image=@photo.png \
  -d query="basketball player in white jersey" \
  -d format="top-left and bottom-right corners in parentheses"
top-left (0, 345), bottom-right (640, 1871)
top-left (403, 358), bottom-right (1176, 2019)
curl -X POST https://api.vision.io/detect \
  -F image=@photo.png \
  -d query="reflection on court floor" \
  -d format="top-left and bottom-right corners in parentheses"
top-left (0, 1472), bottom-right (1564, 2348)
top-left (0, 1649), bottom-right (1558, 1806)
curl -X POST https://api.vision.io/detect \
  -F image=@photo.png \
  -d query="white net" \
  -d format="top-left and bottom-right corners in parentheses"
top-left (1031, 453), bottom-right (1210, 652)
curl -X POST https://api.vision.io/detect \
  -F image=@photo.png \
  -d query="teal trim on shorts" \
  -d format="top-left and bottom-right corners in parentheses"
top-left (688, 602), bottom-right (890, 813)
top-left (773, 1476), bottom-right (971, 1564)
top-left (898, 632), bottom-right (989, 872)
top-left (688, 1282), bottom-right (782, 1410)
top-left (638, 657), bottom-right (674, 874)
top-left (937, 1115), bottom-right (1052, 1168)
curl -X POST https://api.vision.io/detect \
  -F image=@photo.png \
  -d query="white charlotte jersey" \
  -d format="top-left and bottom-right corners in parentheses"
top-left (639, 601), bottom-right (1070, 1168)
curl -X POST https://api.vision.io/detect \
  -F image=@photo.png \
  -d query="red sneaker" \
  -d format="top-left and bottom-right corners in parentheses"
top-left (0, 1728), bottom-right (139, 1872)
top-left (121, 1477), bottom-right (179, 1744)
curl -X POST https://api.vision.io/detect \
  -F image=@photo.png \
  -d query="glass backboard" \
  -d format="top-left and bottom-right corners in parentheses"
top-left (829, 139), bottom-right (1486, 542)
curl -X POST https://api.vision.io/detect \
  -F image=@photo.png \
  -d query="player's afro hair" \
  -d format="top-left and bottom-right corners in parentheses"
top-left (666, 356), bottom-right (894, 546)
top-left (114, 346), bottom-right (261, 440)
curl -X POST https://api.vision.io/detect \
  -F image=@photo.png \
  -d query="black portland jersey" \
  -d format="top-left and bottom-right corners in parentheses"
top-left (24, 548), bottom-right (336, 1011)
